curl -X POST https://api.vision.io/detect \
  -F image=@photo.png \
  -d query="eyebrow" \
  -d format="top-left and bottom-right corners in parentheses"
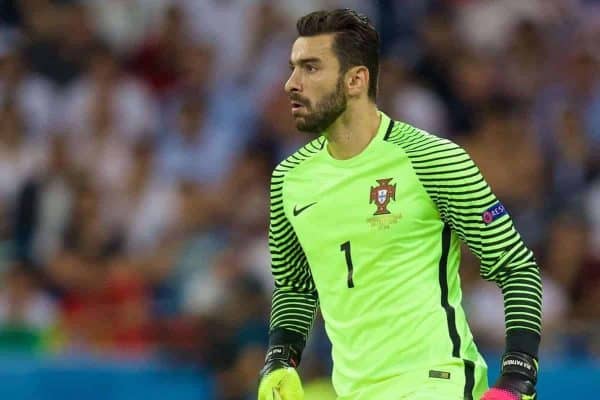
top-left (289, 57), bottom-right (322, 67)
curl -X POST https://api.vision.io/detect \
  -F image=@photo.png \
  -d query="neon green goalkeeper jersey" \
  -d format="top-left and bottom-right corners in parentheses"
top-left (268, 111), bottom-right (542, 399)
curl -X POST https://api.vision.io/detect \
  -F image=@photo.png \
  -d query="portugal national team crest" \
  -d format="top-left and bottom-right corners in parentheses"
top-left (369, 178), bottom-right (396, 215)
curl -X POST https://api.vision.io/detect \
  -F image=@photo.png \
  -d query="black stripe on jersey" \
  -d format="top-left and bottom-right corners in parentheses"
top-left (463, 359), bottom-right (475, 400)
top-left (383, 118), bottom-right (395, 140)
top-left (438, 223), bottom-right (461, 358)
top-left (410, 156), bottom-right (471, 167)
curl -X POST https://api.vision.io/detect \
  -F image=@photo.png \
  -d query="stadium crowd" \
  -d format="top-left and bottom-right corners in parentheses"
top-left (0, 0), bottom-right (599, 399)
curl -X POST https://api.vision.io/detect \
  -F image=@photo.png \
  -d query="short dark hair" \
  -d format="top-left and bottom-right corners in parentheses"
top-left (296, 9), bottom-right (380, 101)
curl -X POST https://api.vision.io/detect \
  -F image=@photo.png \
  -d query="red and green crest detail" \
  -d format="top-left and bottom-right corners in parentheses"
top-left (369, 178), bottom-right (396, 215)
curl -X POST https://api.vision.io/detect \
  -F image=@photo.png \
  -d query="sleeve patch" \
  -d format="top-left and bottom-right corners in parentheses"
top-left (482, 201), bottom-right (508, 224)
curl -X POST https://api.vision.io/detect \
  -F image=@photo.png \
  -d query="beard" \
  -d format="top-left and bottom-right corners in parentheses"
top-left (292, 77), bottom-right (347, 133)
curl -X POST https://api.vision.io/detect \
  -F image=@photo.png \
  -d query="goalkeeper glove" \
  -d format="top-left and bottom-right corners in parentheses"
top-left (481, 352), bottom-right (538, 400)
top-left (258, 345), bottom-right (304, 400)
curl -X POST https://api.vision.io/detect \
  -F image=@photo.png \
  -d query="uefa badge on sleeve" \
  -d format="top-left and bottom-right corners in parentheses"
top-left (482, 201), bottom-right (508, 225)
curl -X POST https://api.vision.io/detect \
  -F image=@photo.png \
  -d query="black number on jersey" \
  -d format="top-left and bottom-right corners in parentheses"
top-left (340, 241), bottom-right (355, 288)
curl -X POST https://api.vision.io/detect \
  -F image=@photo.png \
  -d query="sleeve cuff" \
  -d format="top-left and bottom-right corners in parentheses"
top-left (268, 328), bottom-right (306, 366)
top-left (506, 329), bottom-right (541, 359)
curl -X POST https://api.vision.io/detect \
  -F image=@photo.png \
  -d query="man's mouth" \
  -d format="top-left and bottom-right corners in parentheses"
top-left (291, 101), bottom-right (305, 110)
top-left (291, 101), bottom-right (307, 114)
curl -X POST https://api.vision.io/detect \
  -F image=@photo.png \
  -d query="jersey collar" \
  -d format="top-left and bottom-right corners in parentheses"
top-left (321, 111), bottom-right (393, 166)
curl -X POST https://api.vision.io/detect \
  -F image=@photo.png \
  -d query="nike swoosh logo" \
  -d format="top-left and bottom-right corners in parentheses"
top-left (293, 202), bottom-right (317, 216)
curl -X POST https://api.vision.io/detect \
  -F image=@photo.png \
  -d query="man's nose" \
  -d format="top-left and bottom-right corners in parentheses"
top-left (285, 70), bottom-right (301, 93)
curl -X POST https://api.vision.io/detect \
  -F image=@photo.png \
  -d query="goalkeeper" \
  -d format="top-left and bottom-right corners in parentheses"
top-left (259, 8), bottom-right (542, 400)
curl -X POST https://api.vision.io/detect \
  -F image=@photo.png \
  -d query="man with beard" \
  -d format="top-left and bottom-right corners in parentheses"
top-left (258, 9), bottom-right (541, 400)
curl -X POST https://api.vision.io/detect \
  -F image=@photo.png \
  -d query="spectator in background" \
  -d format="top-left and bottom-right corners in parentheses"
top-left (497, 20), bottom-right (550, 103)
top-left (60, 41), bottom-right (157, 146)
top-left (175, 0), bottom-right (258, 84)
top-left (21, 1), bottom-right (97, 86)
top-left (159, 95), bottom-right (249, 187)
top-left (46, 249), bottom-right (107, 354)
top-left (0, 262), bottom-right (58, 353)
top-left (88, 0), bottom-right (170, 55)
top-left (158, 98), bottom-right (214, 184)
top-left (13, 135), bottom-right (74, 266)
top-left (62, 179), bottom-right (119, 262)
top-left (110, 138), bottom-right (178, 257)
top-left (102, 256), bottom-right (154, 354)
top-left (128, 4), bottom-right (187, 97)
top-left (249, 84), bottom-right (308, 165)
top-left (63, 52), bottom-right (134, 194)
top-left (159, 40), bottom-right (255, 187)
top-left (447, 50), bottom-right (497, 136)
top-left (533, 48), bottom-right (600, 183)
top-left (0, 101), bottom-right (46, 237)
top-left (460, 99), bottom-right (546, 248)
top-left (378, 56), bottom-right (448, 135)
top-left (166, 41), bottom-right (215, 102)
top-left (219, 146), bottom-right (273, 291)
top-left (242, 1), bottom-right (299, 102)
top-left (545, 211), bottom-right (600, 357)
top-left (214, 275), bottom-right (268, 400)
top-left (413, 7), bottom-right (463, 133)
top-left (0, 45), bottom-right (56, 138)
top-left (550, 107), bottom-right (592, 209)
top-left (454, 0), bottom-right (546, 55)
top-left (147, 181), bottom-right (227, 317)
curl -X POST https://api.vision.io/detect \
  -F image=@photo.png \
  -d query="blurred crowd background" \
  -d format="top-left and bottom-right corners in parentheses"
top-left (0, 0), bottom-right (599, 399)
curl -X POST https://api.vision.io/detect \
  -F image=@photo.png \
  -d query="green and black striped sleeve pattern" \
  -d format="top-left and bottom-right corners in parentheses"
top-left (387, 123), bottom-right (542, 356)
top-left (268, 139), bottom-right (324, 342)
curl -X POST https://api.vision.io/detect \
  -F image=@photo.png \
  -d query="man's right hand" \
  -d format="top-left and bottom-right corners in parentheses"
top-left (258, 366), bottom-right (304, 400)
top-left (258, 345), bottom-right (304, 400)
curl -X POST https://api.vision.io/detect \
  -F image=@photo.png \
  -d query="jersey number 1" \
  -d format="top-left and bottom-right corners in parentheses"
top-left (340, 241), bottom-right (355, 288)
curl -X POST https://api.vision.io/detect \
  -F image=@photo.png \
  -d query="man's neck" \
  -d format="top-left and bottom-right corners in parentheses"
top-left (325, 101), bottom-right (380, 160)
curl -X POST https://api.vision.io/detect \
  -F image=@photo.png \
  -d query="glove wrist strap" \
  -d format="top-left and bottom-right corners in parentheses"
top-left (265, 345), bottom-right (300, 368)
top-left (501, 351), bottom-right (538, 384)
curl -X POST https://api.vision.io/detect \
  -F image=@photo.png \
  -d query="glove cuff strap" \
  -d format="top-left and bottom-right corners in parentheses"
top-left (501, 351), bottom-right (538, 384)
top-left (265, 345), bottom-right (300, 368)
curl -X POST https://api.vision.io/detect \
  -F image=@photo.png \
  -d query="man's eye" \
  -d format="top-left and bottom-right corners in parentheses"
top-left (305, 65), bottom-right (317, 72)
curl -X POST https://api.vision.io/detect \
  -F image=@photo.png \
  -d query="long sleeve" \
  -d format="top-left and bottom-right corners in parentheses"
top-left (268, 165), bottom-right (319, 343)
top-left (403, 133), bottom-right (542, 356)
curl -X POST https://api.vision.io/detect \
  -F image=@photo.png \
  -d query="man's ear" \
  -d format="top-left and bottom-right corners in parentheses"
top-left (345, 66), bottom-right (369, 98)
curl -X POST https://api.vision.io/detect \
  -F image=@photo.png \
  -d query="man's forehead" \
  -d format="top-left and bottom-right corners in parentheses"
top-left (290, 34), bottom-right (335, 63)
